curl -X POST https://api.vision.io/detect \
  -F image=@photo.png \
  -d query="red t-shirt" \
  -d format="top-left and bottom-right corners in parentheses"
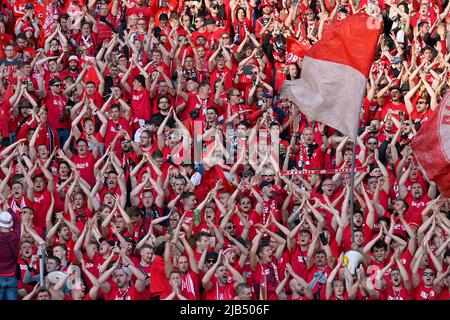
top-left (106, 285), bottom-right (142, 300)
top-left (72, 152), bottom-right (97, 187)
top-left (160, 288), bottom-right (195, 300)
top-left (33, 189), bottom-right (52, 229)
top-left (130, 88), bottom-right (153, 121)
top-left (44, 91), bottom-right (68, 129)
top-left (202, 277), bottom-right (236, 300)
top-left (149, 255), bottom-right (171, 297)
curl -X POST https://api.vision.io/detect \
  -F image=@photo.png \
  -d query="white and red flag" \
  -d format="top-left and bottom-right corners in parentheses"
top-left (411, 91), bottom-right (450, 197)
top-left (281, 13), bottom-right (382, 138)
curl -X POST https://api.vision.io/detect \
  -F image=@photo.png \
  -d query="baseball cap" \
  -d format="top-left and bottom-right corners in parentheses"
top-left (393, 56), bottom-right (402, 64)
top-left (25, 3), bottom-right (34, 9)
top-left (205, 251), bottom-right (218, 262)
top-left (0, 211), bottom-right (13, 228)
top-left (99, 237), bottom-right (116, 246)
top-left (389, 85), bottom-right (401, 92)
top-left (205, 18), bottom-right (216, 25)
top-left (18, 101), bottom-right (31, 109)
top-left (123, 236), bottom-right (136, 244)
top-left (49, 78), bottom-right (62, 86)
top-left (240, 169), bottom-right (255, 177)
top-left (68, 55), bottom-right (79, 63)
top-left (259, 0), bottom-right (273, 9)
top-left (259, 180), bottom-right (273, 190)
top-left (222, 245), bottom-right (236, 256)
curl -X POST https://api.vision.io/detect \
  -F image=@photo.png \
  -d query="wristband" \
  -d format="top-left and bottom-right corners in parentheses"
top-left (194, 209), bottom-right (201, 224)
top-left (319, 232), bottom-right (328, 246)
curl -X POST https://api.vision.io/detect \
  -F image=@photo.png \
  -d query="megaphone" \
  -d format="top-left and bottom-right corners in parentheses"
top-left (343, 250), bottom-right (364, 275)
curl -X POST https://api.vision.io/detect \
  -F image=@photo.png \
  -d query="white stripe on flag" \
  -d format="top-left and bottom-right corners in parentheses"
top-left (281, 56), bottom-right (367, 138)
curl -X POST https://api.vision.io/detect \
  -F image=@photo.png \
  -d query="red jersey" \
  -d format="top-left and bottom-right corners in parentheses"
top-left (149, 255), bottom-right (171, 297)
top-left (72, 152), bottom-right (97, 187)
top-left (130, 88), bottom-right (152, 121)
top-left (44, 91), bottom-right (68, 129)
top-left (106, 285), bottom-right (142, 300)
top-left (203, 277), bottom-right (236, 300)
top-left (33, 189), bottom-right (52, 229)
top-left (415, 284), bottom-right (438, 300)
top-left (160, 288), bottom-right (195, 300)
top-left (384, 285), bottom-right (414, 300)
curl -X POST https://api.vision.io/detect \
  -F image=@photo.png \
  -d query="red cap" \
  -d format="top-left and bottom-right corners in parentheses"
top-left (259, 0), bottom-right (273, 10)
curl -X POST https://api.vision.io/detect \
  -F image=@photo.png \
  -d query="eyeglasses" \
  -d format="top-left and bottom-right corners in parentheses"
top-left (423, 272), bottom-right (434, 276)
top-left (417, 101), bottom-right (426, 104)
top-left (306, 12), bottom-right (314, 15)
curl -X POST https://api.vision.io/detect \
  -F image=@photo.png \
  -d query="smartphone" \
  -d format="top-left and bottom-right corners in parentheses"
top-left (243, 65), bottom-right (253, 75)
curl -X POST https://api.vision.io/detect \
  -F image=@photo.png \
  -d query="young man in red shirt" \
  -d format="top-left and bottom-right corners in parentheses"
top-left (161, 270), bottom-right (195, 300)
top-left (202, 250), bottom-right (245, 300)
top-left (39, 77), bottom-right (69, 147)
top-left (99, 262), bottom-right (147, 300)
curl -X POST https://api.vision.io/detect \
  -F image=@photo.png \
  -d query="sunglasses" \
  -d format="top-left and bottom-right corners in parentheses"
top-left (423, 272), bottom-right (434, 276)
top-left (206, 259), bottom-right (216, 263)
top-left (417, 101), bottom-right (426, 104)
top-left (52, 84), bottom-right (61, 87)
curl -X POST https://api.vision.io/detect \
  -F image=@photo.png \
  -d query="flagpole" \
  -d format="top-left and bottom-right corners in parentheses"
top-left (348, 96), bottom-right (365, 245)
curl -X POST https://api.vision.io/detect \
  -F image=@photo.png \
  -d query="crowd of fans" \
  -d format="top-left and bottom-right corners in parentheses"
top-left (0, 0), bottom-right (449, 301)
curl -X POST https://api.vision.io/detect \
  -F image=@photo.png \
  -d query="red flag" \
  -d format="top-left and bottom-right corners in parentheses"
top-left (411, 91), bottom-right (450, 197)
top-left (285, 37), bottom-right (311, 64)
top-left (281, 14), bottom-right (382, 138)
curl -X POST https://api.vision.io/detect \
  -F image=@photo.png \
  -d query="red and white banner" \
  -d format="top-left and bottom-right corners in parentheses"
top-left (281, 167), bottom-right (367, 176)
top-left (43, 0), bottom-right (58, 39)
top-left (411, 91), bottom-right (450, 197)
top-left (281, 14), bottom-right (382, 138)
top-left (285, 37), bottom-right (311, 64)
